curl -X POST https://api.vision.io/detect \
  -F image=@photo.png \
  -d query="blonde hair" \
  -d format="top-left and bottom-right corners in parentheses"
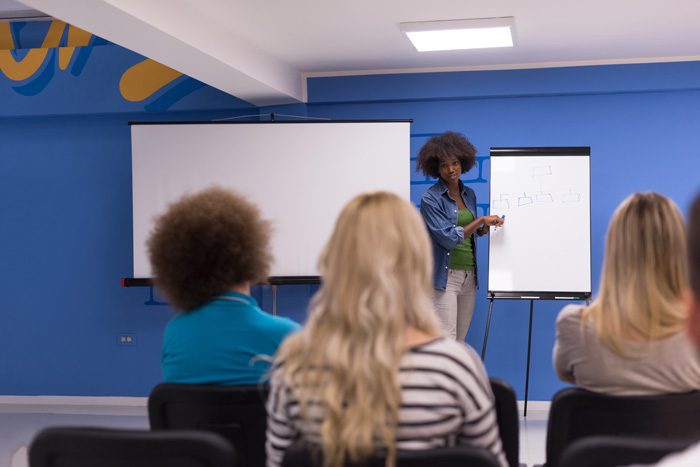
top-left (585, 192), bottom-right (688, 355)
top-left (275, 192), bottom-right (440, 467)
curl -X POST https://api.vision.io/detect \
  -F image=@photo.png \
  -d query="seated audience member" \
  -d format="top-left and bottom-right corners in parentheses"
top-left (651, 193), bottom-right (700, 466)
top-left (265, 192), bottom-right (506, 467)
top-left (553, 192), bottom-right (700, 394)
top-left (148, 186), bottom-right (300, 385)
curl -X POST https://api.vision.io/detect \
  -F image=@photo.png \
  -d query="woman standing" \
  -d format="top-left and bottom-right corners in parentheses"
top-left (417, 132), bottom-right (504, 342)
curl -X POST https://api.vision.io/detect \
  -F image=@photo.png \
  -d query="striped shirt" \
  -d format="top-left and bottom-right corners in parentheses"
top-left (265, 338), bottom-right (507, 467)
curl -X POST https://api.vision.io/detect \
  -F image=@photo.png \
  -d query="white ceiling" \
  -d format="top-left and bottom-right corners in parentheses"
top-left (0, 0), bottom-right (44, 19)
top-left (10, 0), bottom-right (700, 105)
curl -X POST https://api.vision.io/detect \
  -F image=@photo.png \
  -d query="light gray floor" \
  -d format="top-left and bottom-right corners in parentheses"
top-left (520, 415), bottom-right (548, 466)
top-left (0, 409), bottom-right (547, 467)
top-left (1, 412), bottom-right (149, 467)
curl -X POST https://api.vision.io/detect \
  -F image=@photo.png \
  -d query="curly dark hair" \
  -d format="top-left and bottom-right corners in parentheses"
top-left (415, 131), bottom-right (477, 179)
top-left (690, 194), bottom-right (700, 297)
top-left (147, 186), bottom-right (272, 311)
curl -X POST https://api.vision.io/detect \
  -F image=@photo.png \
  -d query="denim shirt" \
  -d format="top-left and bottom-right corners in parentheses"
top-left (420, 178), bottom-right (478, 290)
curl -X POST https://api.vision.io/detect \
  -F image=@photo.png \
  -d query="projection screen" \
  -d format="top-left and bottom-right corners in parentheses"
top-left (130, 121), bottom-right (411, 280)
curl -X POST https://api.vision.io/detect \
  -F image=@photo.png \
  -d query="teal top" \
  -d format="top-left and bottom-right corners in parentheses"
top-left (449, 209), bottom-right (475, 271)
top-left (162, 291), bottom-right (300, 385)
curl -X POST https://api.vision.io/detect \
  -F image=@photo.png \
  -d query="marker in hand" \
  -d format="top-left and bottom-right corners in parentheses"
top-left (493, 214), bottom-right (505, 231)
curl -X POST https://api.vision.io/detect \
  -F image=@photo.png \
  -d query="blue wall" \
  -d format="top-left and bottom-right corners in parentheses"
top-left (0, 21), bottom-right (263, 396)
top-left (2, 26), bottom-right (700, 401)
top-left (0, 111), bottom-right (256, 396)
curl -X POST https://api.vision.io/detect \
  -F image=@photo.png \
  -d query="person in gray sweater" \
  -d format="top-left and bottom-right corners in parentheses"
top-left (553, 192), bottom-right (700, 395)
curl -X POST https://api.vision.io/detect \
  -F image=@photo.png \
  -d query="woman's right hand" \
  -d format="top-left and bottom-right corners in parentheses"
top-left (481, 215), bottom-right (505, 227)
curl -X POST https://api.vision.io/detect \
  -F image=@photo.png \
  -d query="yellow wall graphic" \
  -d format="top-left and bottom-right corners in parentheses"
top-left (119, 59), bottom-right (183, 102)
top-left (0, 20), bottom-right (67, 81)
top-left (59, 25), bottom-right (92, 70)
top-left (0, 20), bottom-right (185, 103)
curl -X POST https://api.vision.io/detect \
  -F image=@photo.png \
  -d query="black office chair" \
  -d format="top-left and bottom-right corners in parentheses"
top-left (148, 383), bottom-right (269, 467)
top-left (490, 378), bottom-right (521, 467)
top-left (543, 388), bottom-right (700, 467)
top-left (28, 426), bottom-right (235, 467)
top-left (559, 435), bottom-right (696, 467)
top-left (281, 442), bottom-right (501, 467)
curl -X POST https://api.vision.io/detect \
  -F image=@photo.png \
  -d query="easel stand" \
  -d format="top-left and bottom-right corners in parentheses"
top-left (481, 295), bottom-right (535, 417)
top-left (481, 292), bottom-right (589, 418)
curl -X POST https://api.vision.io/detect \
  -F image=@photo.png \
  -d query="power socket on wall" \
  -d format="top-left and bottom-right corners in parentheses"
top-left (117, 334), bottom-right (137, 346)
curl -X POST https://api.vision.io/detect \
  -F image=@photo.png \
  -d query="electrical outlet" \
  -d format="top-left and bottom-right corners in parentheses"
top-left (118, 334), bottom-right (137, 345)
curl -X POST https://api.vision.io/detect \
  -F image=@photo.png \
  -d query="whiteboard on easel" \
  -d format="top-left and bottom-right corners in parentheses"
top-left (487, 147), bottom-right (591, 299)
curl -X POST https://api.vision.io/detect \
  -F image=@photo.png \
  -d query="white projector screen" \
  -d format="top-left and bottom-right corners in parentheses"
top-left (131, 121), bottom-right (411, 280)
top-left (487, 148), bottom-right (591, 298)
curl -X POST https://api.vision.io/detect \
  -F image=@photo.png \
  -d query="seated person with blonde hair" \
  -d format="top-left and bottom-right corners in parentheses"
top-left (553, 192), bottom-right (700, 394)
top-left (266, 192), bottom-right (506, 467)
top-left (148, 186), bottom-right (300, 385)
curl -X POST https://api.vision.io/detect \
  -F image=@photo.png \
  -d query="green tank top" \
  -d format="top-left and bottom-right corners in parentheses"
top-left (449, 209), bottom-right (475, 271)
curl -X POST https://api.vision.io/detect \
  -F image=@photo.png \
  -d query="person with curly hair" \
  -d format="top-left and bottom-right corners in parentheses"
top-left (148, 186), bottom-right (300, 385)
top-left (417, 132), bottom-right (504, 342)
top-left (265, 192), bottom-right (506, 467)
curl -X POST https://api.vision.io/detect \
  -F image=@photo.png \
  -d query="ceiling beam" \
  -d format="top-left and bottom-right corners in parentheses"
top-left (22, 0), bottom-right (304, 105)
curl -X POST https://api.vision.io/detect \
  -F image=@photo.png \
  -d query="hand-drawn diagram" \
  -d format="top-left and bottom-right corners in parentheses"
top-left (560, 189), bottom-right (581, 203)
top-left (532, 165), bottom-right (554, 203)
top-left (492, 163), bottom-right (581, 210)
top-left (532, 165), bottom-right (552, 177)
top-left (492, 194), bottom-right (510, 210)
top-left (518, 192), bottom-right (533, 206)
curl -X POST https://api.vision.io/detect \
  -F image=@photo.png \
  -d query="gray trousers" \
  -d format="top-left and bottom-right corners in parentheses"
top-left (433, 269), bottom-right (476, 342)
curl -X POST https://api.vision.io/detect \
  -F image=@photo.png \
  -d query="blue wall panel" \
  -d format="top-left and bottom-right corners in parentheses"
top-left (306, 62), bottom-right (700, 103)
top-left (0, 111), bottom-right (260, 396)
top-left (1, 114), bottom-right (161, 395)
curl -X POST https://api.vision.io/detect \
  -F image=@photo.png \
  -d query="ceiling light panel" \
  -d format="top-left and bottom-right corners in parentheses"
top-left (401, 17), bottom-right (515, 52)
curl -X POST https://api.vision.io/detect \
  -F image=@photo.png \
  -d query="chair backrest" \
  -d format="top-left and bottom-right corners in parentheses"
top-left (559, 435), bottom-right (696, 467)
top-left (281, 443), bottom-right (501, 467)
top-left (148, 383), bottom-right (269, 467)
top-left (29, 426), bottom-right (235, 467)
top-left (545, 388), bottom-right (700, 467)
top-left (490, 378), bottom-right (519, 467)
